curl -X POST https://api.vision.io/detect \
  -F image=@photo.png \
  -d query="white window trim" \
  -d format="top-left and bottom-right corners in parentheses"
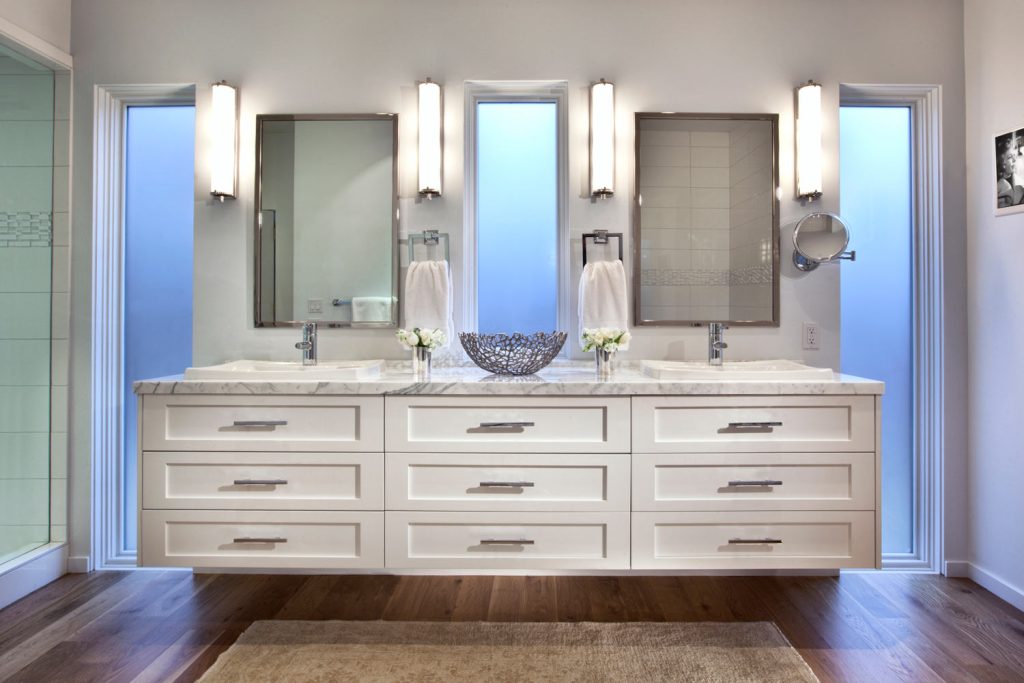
top-left (839, 84), bottom-right (944, 573)
top-left (90, 83), bottom-right (195, 570)
top-left (462, 81), bottom-right (570, 336)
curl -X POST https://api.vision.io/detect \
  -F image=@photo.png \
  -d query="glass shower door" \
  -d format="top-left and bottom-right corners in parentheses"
top-left (0, 45), bottom-right (53, 566)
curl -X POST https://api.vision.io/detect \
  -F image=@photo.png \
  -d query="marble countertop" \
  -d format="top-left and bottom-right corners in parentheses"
top-left (133, 361), bottom-right (884, 396)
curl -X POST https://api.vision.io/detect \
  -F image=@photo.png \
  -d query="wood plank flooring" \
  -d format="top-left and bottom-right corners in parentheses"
top-left (1, 571), bottom-right (1022, 682)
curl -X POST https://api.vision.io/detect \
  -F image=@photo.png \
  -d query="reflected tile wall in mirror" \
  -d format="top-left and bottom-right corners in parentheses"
top-left (635, 114), bottom-right (778, 326)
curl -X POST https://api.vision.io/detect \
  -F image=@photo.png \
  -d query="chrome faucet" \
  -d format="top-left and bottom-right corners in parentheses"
top-left (295, 321), bottom-right (318, 366)
top-left (708, 323), bottom-right (728, 366)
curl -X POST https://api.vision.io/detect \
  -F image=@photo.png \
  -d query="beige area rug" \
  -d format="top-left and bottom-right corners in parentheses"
top-left (198, 620), bottom-right (819, 682)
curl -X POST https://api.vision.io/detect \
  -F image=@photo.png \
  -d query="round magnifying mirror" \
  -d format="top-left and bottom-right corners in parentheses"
top-left (792, 212), bottom-right (852, 272)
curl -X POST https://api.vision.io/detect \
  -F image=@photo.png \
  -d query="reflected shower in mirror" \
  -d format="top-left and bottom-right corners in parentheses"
top-left (255, 114), bottom-right (398, 327)
top-left (634, 113), bottom-right (779, 326)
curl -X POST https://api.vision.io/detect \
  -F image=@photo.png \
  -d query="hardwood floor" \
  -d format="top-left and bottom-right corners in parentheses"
top-left (1, 571), bottom-right (1022, 682)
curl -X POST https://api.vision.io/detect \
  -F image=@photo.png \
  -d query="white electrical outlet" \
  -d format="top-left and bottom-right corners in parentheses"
top-left (803, 322), bottom-right (819, 350)
top-left (307, 298), bottom-right (323, 314)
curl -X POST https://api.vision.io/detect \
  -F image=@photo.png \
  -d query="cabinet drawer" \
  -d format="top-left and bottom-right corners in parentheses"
top-left (385, 453), bottom-right (629, 512)
top-left (632, 396), bottom-right (875, 453)
top-left (140, 510), bottom-right (384, 569)
top-left (385, 396), bottom-right (630, 453)
top-left (632, 452), bottom-right (875, 511)
top-left (385, 511), bottom-right (629, 569)
top-left (141, 395), bottom-right (383, 452)
top-left (632, 511), bottom-right (876, 570)
top-left (142, 451), bottom-right (384, 510)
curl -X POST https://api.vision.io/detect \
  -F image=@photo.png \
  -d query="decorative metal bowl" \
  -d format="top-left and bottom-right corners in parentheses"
top-left (459, 331), bottom-right (567, 375)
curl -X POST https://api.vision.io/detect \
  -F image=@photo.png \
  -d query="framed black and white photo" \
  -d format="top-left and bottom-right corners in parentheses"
top-left (995, 126), bottom-right (1024, 216)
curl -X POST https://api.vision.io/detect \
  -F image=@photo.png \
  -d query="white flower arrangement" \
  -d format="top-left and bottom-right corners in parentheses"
top-left (396, 327), bottom-right (447, 351)
top-left (581, 328), bottom-right (631, 353)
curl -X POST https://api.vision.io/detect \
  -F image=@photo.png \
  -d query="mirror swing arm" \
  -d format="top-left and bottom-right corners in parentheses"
top-left (793, 246), bottom-right (856, 272)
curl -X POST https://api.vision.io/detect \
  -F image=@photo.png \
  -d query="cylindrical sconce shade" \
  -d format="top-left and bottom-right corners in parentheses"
top-left (796, 80), bottom-right (822, 199)
top-left (210, 81), bottom-right (238, 199)
top-left (418, 79), bottom-right (442, 197)
top-left (590, 79), bottom-right (615, 197)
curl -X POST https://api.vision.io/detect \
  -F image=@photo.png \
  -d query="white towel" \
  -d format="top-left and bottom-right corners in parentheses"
top-left (578, 259), bottom-right (629, 343)
top-left (351, 297), bottom-right (393, 323)
top-left (404, 260), bottom-right (453, 346)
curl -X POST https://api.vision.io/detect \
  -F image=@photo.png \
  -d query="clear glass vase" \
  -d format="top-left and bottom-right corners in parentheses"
top-left (595, 348), bottom-right (614, 378)
top-left (413, 346), bottom-right (432, 379)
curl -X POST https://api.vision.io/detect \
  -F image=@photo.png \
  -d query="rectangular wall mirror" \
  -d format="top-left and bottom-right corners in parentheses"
top-left (634, 113), bottom-right (779, 326)
top-left (255, 114), bottom-right (398, 327)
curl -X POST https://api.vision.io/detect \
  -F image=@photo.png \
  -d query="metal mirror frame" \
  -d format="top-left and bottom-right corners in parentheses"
top-left (253, 113), bottom-right (400, 328)
top-left (633, 112), bottom-right (781, 327)
top-left (792, 211), bottom-right (854, 272)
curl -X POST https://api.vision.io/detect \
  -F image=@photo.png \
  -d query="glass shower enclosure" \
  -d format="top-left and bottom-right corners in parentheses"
top-left (0, 43), bottom-right (54, 567)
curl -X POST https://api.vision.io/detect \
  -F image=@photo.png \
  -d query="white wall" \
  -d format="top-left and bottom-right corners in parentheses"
top-left (963, 0), bottom-right (1024, 608)
top-left (0, 0), bottom-right (70, 53)
top-left (67, 0), bottom-right (968, 566)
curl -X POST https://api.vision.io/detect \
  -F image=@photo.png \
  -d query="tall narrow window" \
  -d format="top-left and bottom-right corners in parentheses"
top-left (474, 100), bottom-right (560, 333)
top-left (839, 105), bottom-right (913, 557)
top-left (123, 105), bottom-right (195, 552)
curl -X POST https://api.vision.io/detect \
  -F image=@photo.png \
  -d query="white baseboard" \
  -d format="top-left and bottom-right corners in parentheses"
top-left (958, 565), bottom-right (1024, 610)
top-left (67, 555), bottom-right (92, 574)
top-left (0, 543), bottom-right (67, 610)
top-left (944, 560), bottom-right (970, 577)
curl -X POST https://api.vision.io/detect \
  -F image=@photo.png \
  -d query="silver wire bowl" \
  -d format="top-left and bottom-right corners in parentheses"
top-left (459, 331), bottom-right (567, 375)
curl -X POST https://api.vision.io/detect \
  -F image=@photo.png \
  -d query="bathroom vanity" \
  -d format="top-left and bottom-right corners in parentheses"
top-left (134, 364), bottom-right (882, 573)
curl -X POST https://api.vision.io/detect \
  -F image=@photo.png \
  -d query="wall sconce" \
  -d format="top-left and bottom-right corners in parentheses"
top-left (795, 80), bottom-right (822, 200)
top-left (418, 78), bottom-right (442, 198)
top-left (210, 81), bottom-right (238, 200)
top-left (590, 79), bottom-right (615, 198)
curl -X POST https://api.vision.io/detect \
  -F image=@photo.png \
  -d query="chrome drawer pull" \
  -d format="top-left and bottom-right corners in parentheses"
top-left (726, 421), bottom-right (782, 430)
top-left (233, 479), bottom-right (288, 486)
top-left (232, 420), bottom-right (288, 428)
top-left (480, 538), bottom-right (535, 545)
top-left (727, 480), bottom-right (783, 487)
top-left (479, 481), bottom-right (535, 488)
top-left (233, 537), bottom-right (287, 544)
top-left (728, 538), bottom-right (783, 544)
top-left (478, 421), bottom-right (535, 429)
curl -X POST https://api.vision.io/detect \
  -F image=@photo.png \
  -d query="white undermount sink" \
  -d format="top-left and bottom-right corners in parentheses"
top-left (641, 359), bottom-right (835, 381)
top-left (184, 359), bottom-right (385, 381)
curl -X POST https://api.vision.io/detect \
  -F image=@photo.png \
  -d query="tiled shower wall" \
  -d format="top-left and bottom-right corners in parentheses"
top-left (638, 120), bottom-right (732, 322)
top-left (728, 121), bottom-right (775, 321)
top-left (0, 51), bottom-right (69, 565)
